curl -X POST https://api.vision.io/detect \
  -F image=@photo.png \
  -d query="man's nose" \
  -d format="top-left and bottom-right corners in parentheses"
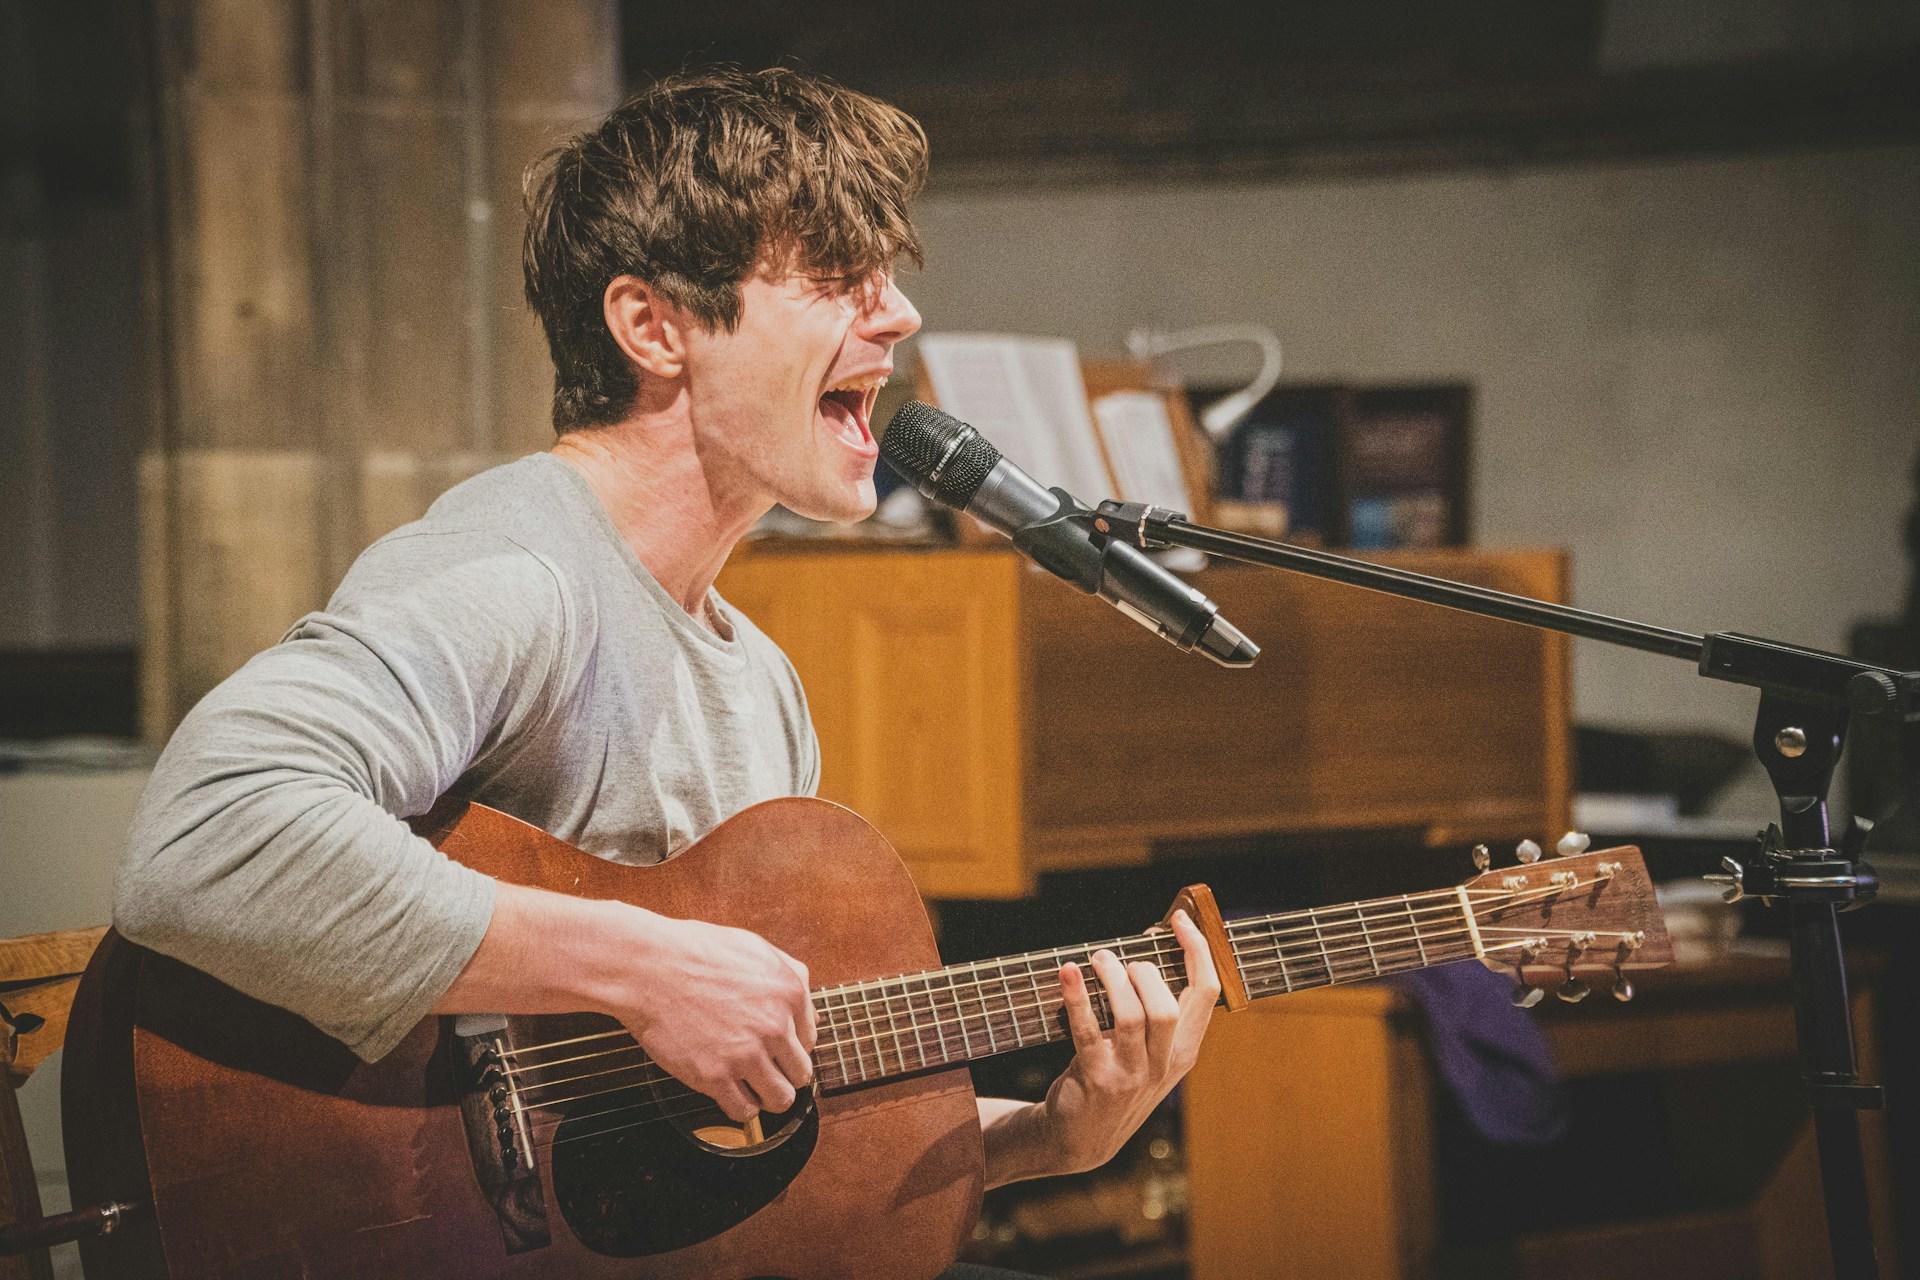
top-left (860, 275), bottom-right (921, 344)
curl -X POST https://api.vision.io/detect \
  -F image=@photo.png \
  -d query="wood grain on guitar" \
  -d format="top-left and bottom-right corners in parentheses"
top-left (62, 800), bottom-right (1667, 1278)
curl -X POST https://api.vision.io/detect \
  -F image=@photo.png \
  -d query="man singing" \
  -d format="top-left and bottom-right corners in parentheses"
top-left (117, 66), bottom-right (1218, 1276)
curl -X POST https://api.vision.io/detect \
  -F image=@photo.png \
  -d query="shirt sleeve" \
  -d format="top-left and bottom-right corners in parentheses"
top-left (114, 531), bottom-right (573, 1061)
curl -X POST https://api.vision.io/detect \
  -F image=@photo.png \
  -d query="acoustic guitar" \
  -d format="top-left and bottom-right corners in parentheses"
top-left (63, 797), bottom-right (1670, 1278)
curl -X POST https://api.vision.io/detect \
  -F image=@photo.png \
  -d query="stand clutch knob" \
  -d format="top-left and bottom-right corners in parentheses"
top-left (1848, 670), bottom-right (1899, 716)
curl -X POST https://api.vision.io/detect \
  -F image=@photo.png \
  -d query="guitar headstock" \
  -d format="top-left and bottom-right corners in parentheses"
top-left (1460, 836), bottom-right (1673, 1006)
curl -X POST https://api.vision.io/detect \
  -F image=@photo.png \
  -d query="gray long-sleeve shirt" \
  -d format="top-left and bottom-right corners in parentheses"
top-left (117, 454), bottom-right (820, 1061)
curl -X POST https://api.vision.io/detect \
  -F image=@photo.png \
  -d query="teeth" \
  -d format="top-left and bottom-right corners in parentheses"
top-left (824, 374), bottom-right (888, 395)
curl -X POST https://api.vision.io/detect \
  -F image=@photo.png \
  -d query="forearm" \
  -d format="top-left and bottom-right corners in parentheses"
top-left (978, 1096), bottom-right (1079, 1189)
top-left (433, 883), bottom-right (653, 1016)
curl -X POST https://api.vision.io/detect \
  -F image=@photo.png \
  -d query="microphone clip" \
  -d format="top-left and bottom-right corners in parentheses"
top-left (1091, 500), bottom-right (1184, 551)
top-left (1008, 488), bottom-right (1111, 595)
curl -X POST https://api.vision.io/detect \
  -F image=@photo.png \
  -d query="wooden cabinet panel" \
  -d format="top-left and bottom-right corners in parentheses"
top-left (720, 544), bottom-right (1570, 897)
top-left (718, 549), bottom-right (1028, 897)
top-left (1024, 548), bottom-right (1570, 866)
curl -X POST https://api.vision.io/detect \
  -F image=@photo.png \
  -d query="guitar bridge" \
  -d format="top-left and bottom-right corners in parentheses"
top-left (452, 1015), bottom-right (551, 1254)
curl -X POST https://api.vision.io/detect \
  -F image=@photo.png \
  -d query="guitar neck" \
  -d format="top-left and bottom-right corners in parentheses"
top-left (811, 887), bottom-right (1477, 1091)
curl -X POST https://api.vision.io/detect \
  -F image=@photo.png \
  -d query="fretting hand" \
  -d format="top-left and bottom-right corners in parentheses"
top-left (1036, 908), bottom-right (1221, 1174)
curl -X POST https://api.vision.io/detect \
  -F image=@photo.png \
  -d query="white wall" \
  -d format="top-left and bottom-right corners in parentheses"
top-left (904, 143), bottom-right (1920, 811)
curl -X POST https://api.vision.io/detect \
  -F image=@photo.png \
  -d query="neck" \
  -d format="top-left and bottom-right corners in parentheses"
top-left (802, 886), bottom-right (1481, 1090)
top-left (500, 886), bottom-right (1495, 1120)
top-left (552, 413), bottom-right (770, 619)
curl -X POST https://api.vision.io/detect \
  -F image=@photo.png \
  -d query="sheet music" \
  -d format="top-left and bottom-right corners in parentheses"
top-left (914, 334), bottom-right (1115, 501)
top-left (1091, 390), bottom-right (1195, 511)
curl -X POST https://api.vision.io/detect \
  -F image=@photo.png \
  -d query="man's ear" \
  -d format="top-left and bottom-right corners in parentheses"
top-left (603, 276), bottom-right (685, 379)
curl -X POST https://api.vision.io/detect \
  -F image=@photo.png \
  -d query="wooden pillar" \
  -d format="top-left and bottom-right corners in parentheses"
top-left (140, 0), bottom-right (618, 740)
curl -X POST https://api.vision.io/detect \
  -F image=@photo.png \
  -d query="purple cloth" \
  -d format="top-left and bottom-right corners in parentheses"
top-left (1390, 962), bottom-right (1566, 1146)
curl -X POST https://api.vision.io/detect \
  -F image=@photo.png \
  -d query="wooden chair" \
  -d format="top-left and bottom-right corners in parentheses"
top-left (1, 927), bottom-right (107, 1280)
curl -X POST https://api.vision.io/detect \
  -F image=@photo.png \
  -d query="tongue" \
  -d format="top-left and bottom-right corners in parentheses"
top-left (820, 392), bottom-right (867, 444)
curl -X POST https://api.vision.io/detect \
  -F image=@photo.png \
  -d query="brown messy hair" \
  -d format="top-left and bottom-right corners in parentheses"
top-left (522, 67), bottom-right (929, 432)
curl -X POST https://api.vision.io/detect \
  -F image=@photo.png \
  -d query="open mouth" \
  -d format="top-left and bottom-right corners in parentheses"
top-left (818, 374), bottom-right (885, 452)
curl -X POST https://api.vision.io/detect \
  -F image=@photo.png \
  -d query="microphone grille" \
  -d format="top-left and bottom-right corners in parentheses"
top-left (881, 401), bottom-right (999, 509)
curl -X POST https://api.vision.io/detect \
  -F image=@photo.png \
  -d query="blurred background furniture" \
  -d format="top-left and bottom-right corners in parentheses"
top-left (1184, 945), bottom-right (1896, 1280)
top-left (1, 928), bottom-right (105, 1280)
top-left (718, 544), bottom-right (1571, 898)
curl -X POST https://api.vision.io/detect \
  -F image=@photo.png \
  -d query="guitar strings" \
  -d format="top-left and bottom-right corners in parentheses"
top-left (498, 897), bottom-right (1473, 1083)
top-left (528, 922), bottom-right (1641, 1152)
top-left (501, 876), bottom-right (1623, 1105)
top-left (506, 915), bottom-right (1448, 1098)
top-left (517, 919), bottom-right (1634, 1116)
top-left (531, 934), bottom-right (1488, 1146)
top-left (529, 910), bottom-right (1645, 1148)
top-left (510, 904), bottom-right (1634, 1119)
top-left (492, 878), bottom-right (1593, 1063)
top-left (497, 877), bottom-right (1583, 1073)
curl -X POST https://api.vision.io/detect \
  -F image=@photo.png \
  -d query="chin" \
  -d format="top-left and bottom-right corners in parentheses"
top-left (788, 479), bottom-right (877, 526)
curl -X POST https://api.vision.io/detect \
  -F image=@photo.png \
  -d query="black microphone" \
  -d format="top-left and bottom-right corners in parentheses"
top-left (881, 401), bottom-right (1259, 668)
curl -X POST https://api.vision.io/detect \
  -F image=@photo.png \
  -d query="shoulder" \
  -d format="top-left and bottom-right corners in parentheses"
top-left (337, 528), bottom-right (569, 631)
top-left (332, 454), bottom-right (596, 633)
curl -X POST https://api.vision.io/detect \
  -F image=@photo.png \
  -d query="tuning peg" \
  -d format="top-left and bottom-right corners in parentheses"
top-left (1471, 843), bottom-right (1490, 872)
top-left (1516, 839), bottom-right (1542, 865)
top-left (1611, 972), bottom-right (1635, 1002)
top-left (1510, 984), bottom-right (1546, 1008)
top-left (1556, 977), bottom-right (1591, 1003)
top-left (1555, 831), bottom-right (1591, 857)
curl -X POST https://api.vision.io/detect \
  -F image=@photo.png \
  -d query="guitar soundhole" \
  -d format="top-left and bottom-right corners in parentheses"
top-left (682, 1086), bottom-right (814, 1154)
top-left (549, 1078), bottom-right (819, 1257)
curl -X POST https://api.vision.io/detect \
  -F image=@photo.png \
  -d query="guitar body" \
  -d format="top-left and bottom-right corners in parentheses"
top-left (63, 798), bottom-right (984, 1279)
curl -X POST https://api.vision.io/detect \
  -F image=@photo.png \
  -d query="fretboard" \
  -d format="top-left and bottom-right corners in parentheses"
top-left (809, 887), bottom-right (1478, 1092)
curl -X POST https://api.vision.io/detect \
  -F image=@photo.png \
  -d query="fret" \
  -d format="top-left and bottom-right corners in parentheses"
top-left (1255, 920), bottom-right (1295, 994)
top-left (1027, 957), bottom-right (1052, 1045)
top-left (979, 965), bottom-right (1001, 1053)
top-left (1354, 904), bottom-right (1383, 977)
top-left (997, 958), bottom-right (1024, 1047)
top-left (862, 983), bottom-right (899, 1077)
top-left (903, 978), bottom-right (930, 1069)
top-left (1307, 908), bottom-right (1338, 985)
top-left (921, 972), bottom-right (952, 1066)
top-left (836, 986), bottom-right (873, 1085)
top-left (1401, 896), bottom-right (1430, 967)
top-left (880, 980), bottom-right (913, 1074)
top-left (946, 964), bottom-right (982, 1057)
top-left (822, 991), bottom-right (852, 1086)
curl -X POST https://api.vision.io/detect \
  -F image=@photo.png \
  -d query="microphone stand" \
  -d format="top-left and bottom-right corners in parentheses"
top-left (1090, 500), bottom-right (1917, 1280)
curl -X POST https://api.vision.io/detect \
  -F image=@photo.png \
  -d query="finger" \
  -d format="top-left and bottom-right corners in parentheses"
top-left (1058, 961), bottom-right (1106, 1054)
top-left (1132, 959), bottom-right (1180, 1026)
top-left (782, 954), bottom-right (817, 1047)
top-left (741, 1060), bottom-right (797, 1116)
top-left (1171, 910), bottom-right (1221, 1009)
top-left (707, 1078), bottom-right (760, 1124)
top-left (771, 1025), bottom-right (815, 1092)
top-left (1091, 949), bottom-right (1146, 1064)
